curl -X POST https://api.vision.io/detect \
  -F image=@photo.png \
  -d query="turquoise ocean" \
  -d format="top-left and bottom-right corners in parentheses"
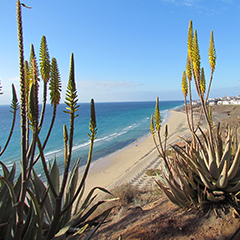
top-left (0, 101), bottom-right (183, 178)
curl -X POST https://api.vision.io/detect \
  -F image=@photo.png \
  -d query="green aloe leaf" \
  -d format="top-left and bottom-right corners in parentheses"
top-left (0, 161), bottom-right (10, 179)
top-left (66, 159), bottom-right (80, 202)
top-left (0, 175), bottom-right (17, 237)
top-left (21, 203), bottom-right (34, 240)
top-left (26, 189), bottom-right (43, 240)
top-left (228, 144), bottom-right (240, 180)
top-left (216, 160), bottom-right (228, 189)
top-left (165, 175), bottom-right (191, 205)
top-left (83, 208), bottom-right (112, 240)
top-left (49, 157), bottom-right (59, 207)
top-left (228, 168), bottom-right (240, 185)
top-left (206, 143), bottom-right (219, 180)
top-left (0, 176), bottom-right (17, 206)
top-left (61, 159), bottom-right (80, 226)
top-left (218, 133), bottom-right (231, 172)
top-left (156, 180), bottom-right (186, 207)
top-left (73, 183), bottom-right (85, 215)
top-left (196, 167), bottom-right (216, 190)
top-left (81, 187), bottom-right (113, 212)
top-left (67, 224), bottom-right (88, 240)
top-left (225, 181), bottom-right (240, 193)
top-left (31, 170), bottom-right (53, 223)
top-left (206, 192), bottom-right (224, 203)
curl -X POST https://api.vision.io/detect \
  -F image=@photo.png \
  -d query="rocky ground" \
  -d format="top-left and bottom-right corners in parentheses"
top-left (82, 105), bottom-right (240, 240)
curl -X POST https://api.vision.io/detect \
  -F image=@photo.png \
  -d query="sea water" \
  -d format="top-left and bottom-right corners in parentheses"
top-left (0, 101), bottom-right (183, 177)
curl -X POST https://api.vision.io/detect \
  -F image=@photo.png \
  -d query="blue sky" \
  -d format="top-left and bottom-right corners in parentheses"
top-left (0, 0), bottom-right (239, 104)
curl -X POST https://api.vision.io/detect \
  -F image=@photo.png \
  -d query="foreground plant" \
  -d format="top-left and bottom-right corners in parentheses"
top-left (0, 1), bottom-right (115, 239)
top-left (151, 20), bottom-right (240, 210)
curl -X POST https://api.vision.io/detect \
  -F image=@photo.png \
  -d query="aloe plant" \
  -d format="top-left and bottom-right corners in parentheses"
top-left (0, 85), bottom-right (19, 156)
top-left (151, 20), bottom-right (240, 209)
top-left (0, 1), bottom-right (115, 239)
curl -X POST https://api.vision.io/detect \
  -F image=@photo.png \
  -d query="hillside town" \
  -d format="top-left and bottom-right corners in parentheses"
top-left (193, 95), bottom-right (240, 106)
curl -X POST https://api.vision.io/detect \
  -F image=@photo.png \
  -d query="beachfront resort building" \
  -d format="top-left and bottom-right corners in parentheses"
top-left (192, 96), bottom-right (240, 106)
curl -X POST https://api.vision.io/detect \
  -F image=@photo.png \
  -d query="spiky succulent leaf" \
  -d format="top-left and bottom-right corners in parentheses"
top-left (225, 182), bottom-right (240, 193)
top-left (55, 187), bottom-right (114, 238)
top-left (216, 160), bottom-right (228, 189)
top-left (207, 192), bottom-right (224, 202)
top-left (156, 181), bottom-right (183, 207)
top-left (181, 70), bottom-right (188, 97)
top-left (196, 167), bottom-right (217, 190)
top-left (26, 189), bottom-right (43, 239)
top-left (31, 170), bottom-right (53, 222)
top-left (0, 161), bottom-right (10, 178)
top-left (209, 30), bottom-right (216, 72)
top-left (218, 131), bottom-right (231, 171)
top-left (61, 159), bottom-right (80, 226)
top-left (49, 158), bottom-right (59, 197)
top-left (49, 57), bottom-right (61, 106)
top-left (228, 144), bottom-right (240, 181)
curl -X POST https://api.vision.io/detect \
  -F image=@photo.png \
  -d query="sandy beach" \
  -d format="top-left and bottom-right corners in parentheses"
top-left (82, 104), bottom-right (240, 197)
top-left (82, 109), bottom-right (191, 197)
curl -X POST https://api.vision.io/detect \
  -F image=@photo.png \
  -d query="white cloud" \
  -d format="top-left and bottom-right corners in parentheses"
top-left (160, 0), bottom-right (199, 7)
top-left (161, 0), bottom-right (233, 7)
top-left (8, 76), bottom-right (20, 82)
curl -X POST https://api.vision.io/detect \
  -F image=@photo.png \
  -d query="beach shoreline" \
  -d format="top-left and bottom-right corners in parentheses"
top-left (80, 109), bottom-right (191, 197)
top-left (81, 104), bottom-right (240, 198)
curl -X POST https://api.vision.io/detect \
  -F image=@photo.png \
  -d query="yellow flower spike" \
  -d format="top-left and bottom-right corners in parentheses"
top-left (209, 105), bottom-right (213, 130)
top-left (200, 67), bottom-right (206, 95)
top-left (193, 30), bottom-right (201, 80)
top-left (187, 20), bottom-right (193, 61)
top-left (209, 30), bottom-right (216, 72)
top-left (182, 70), bottom-right (188, 97)
top-left (154, 97), bottom-right (161, 131)
top-left (150, 114), bottom-right (155, 135)
top-left (186, 56), bottom-right (192, 81)
top-left (63, 124), bottom-right (68, 166)
top-left (164, 124), bottom-right (168, 138)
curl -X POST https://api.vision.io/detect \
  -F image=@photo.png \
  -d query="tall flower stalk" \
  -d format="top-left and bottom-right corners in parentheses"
top-left (15, 1), bottom-right (27, 239)
top-left (184, 21), bottom-right (216, 146)
top-left (39, 35), bottom-right (50, 129)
